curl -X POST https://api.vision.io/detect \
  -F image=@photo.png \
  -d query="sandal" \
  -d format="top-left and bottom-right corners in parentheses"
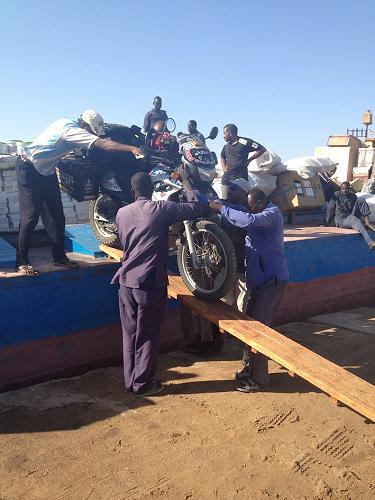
top-left (237, 378), bottom-right (262, 393)
top-left (17, 264), bottom-right (39, 277)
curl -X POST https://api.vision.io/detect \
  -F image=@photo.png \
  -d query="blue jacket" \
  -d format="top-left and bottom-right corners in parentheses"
top-left (220, 202), bottom-right (289, 289)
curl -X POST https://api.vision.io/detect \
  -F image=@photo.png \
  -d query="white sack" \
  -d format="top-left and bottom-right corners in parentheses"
top-left (285, 156), bottom-right (338, 179)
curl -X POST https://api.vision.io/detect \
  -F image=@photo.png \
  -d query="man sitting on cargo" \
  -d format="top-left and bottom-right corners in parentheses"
top-left (220, 124), bottom-right (265, 195)
top-left (209, 188), bottom-right (289, 392)
top-left (326, 181), bottom-right (375, 250)
top-left (16, 110), bottom-right (142, 276)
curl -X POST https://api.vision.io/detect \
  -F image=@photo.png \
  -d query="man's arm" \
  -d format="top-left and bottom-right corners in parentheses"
top-left (162, 165), bottom-right (206, 223)
top-left (92, 138), bottom-right (141, 156)
top-left (364, 216), bottom-right (375, 232)
top-left (143, 112), bottom-right (151, 133)
top-left (245, 140), bottom-right (266, 167)
top-left (210, 201), bottom-right (273, 229)
top-left (220, 146), bottom-right (227, 172)
top-left (164, 191), bottom-right (206, 225)
top-left (325, 198), bottom-right (336, 225)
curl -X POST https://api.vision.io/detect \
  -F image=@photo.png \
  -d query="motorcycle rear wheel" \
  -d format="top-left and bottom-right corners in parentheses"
top-left (89, 195), bottom-right (120, 248)
top-left (177, 219), bottom-right (237, 301)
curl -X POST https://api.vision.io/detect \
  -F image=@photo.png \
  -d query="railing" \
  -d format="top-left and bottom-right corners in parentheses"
top-left (346, 128), bottom-right (366, 138)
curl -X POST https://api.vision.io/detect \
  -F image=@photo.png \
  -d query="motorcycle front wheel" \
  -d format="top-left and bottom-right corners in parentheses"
top-left (177, 219), bottom-right (237, 301)
top-left (89, 194), bottom-right (120, 248)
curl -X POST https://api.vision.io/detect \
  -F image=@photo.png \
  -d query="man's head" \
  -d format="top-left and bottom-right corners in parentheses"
top-left (340, 181), bottom-right (351, 197)
top-left (227, 183), bottom-right (248, 206)
top-left (223, 124), bottom-right (238, 143)
top-left (80, 110), bottom-right (105, 136)
top-left (247, 188), bottom-right (267, 213)
top-left (188, 120), bottom-right (197, 134)
top-left (131, 172), bottom-right (153, 200)
top-left (153, 96), bottom-right (162, 110)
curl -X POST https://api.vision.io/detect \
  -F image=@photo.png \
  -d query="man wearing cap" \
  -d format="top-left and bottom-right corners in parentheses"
top-left (16, 110), bottom-right (142, 276)
top-left (143, 96), bottom-right (168, 134)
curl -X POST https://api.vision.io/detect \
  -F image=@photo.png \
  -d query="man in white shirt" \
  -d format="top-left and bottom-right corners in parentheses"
top-left (16, 110), bottom-right (142, 276)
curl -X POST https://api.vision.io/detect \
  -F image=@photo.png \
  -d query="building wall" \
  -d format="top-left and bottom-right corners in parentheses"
top-left (0, 167), bottom-right (90, 232)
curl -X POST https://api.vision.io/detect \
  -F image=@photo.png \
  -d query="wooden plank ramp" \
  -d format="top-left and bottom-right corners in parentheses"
top-left (100, 244), bottom-right (375, 422)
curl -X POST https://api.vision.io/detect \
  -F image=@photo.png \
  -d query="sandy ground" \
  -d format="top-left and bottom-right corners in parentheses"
top-left (1, 309), bottom-right (375, 500)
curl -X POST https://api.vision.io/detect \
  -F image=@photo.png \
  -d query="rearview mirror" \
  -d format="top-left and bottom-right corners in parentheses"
top-left (166, 118), bottom-right (176, 133)
top-left (208, 127), bottom-right (218, 140)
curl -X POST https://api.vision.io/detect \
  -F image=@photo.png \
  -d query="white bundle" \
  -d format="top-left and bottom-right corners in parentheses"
top-left (248, 171), bottom-right (277, 197)
top-left (248, 149), bottom-right (286, 176)
top-left (285, 156), bottom-right (338, 179)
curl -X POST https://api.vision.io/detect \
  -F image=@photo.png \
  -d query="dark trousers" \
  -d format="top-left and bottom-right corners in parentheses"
top-left (118, 285), bottom-right (167, 393)
top-left (16, 158), bottom-right (66, 266)
top-left (243, 278), bottom-right (287, 386)
top-left (339, 215), bottom-right (374, 247)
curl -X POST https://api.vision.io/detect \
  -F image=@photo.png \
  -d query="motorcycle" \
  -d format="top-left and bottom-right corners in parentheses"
top-left (57, 119), bottom-right (237, 301)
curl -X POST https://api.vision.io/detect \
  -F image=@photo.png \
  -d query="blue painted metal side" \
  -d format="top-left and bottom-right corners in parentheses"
top-left (1, 255), bottom-right (180, 349)
top-left (0, 237), bottom-right (16, 268)
top-left (2, 229), bottom-right (375, 350)
top-left (0, 264), bottom-right (119, 349)
top-left (285, 231), bottom-right (375, 282)
top-left (64, 224), bottom-right (105, 258)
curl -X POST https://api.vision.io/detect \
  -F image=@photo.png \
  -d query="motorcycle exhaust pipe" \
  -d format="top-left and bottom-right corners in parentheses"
top-left (183, 220), bottom-right (199, 269)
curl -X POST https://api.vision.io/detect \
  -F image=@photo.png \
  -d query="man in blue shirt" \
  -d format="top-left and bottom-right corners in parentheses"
top-left (210, 188), bottom-right (289, 392)
top-left (112, 169), bottom-right (206, 397)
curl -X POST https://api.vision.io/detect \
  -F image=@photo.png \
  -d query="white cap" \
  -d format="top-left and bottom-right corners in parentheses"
top-left (81, 109), bottom-right (105, 136)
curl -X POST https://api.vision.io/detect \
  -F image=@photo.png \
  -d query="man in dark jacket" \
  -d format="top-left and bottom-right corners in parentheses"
top-left (143, 96), bottom-right (168, 133)
top-left (112, 169), bottom-right (206, 396)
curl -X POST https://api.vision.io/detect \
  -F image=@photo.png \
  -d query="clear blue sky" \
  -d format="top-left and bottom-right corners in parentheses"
top-left (1, 0), bottom-right (374, 160)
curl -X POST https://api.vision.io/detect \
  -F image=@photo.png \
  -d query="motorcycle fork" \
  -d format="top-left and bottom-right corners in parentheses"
top-left (183, 220), bottom-right (199, 269)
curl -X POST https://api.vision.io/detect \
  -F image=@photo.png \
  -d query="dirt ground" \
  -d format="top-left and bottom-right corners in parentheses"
top-left (1, 308), bottom-right (375, 500)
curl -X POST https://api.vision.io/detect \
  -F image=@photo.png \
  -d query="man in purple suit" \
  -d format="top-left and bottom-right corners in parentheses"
top-left (112, 169), bottom-right (206, 396)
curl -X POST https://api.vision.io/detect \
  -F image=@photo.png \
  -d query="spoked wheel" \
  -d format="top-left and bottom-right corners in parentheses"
top-left (89, 194), bottom-right (121, 247)
top-left (177, 219), bottom-right (237, 301)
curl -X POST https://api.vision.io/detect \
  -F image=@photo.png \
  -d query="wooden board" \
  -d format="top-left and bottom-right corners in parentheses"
top-left (168, 275), bottom-right (375, 422)
top-left (100, 245), bottom-right (123, 262)
top-left (100, 244), bottom-right (375, 422)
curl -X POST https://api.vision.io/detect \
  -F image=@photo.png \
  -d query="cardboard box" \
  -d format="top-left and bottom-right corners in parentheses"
top-left (314, 146), bottom-right (356, 182)
top-left (327, 135), bottom-right (362, 148)
top-left (270, 171), bottom-right (325, 211)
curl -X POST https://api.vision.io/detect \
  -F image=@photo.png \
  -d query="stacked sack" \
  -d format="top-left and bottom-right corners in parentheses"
top-left (247, 149), bottom-right (285, 197)
top-left (213, 148), bottom-right (285, 198)
top-left (284, 156), bottom-right (338, 179)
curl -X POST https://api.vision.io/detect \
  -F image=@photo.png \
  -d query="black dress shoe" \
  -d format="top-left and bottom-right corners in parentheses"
top-left (54, 258), bottom-right (80, 269)
top-left (134, 381), bottom-right (164, 397)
